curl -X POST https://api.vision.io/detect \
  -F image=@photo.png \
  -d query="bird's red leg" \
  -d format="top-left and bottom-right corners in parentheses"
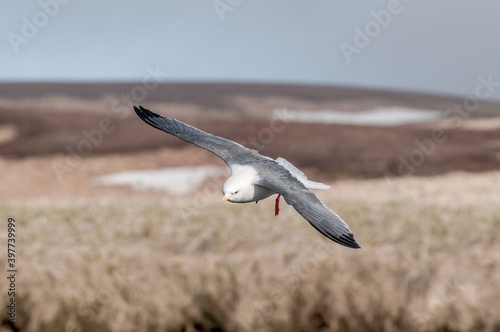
top-left (255, 200), bottom-right (259, 204)
top-left (275, 193), bottom-right (281, 216)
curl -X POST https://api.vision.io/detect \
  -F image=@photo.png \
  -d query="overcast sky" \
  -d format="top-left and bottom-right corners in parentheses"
top-left (1, 0), bottom-right (500, 100)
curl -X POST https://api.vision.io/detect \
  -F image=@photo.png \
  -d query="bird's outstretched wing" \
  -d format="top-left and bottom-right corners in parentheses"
top-left (254, 162), bottom-right (360, 249)
top-left (134, 106), bottom-right (260, 166)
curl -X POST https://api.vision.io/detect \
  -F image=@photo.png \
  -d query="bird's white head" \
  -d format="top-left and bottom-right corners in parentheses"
top-left (222, 180), bottom-right (246, 203)
top-left (222, 174), bottom-right (255, 203)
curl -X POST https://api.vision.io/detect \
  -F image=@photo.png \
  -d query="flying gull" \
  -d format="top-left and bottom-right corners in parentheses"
top-left (134, 106), bottom-right (360, 249)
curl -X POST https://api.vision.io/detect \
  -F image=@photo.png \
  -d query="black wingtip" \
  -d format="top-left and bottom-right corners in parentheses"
top-left (338, 236), bottom-right (361, 249)
top-left (133, 105), bottom-right (190, 140)
top-left (351, 242), bottom-right (361, 249)
top-left (345, 234), bottom-right (361, 249)
top-left (133, 105), bottom-right (144, 118)
top-left (134, 105), bottom-right (163, 123)
top-left (329, 232), bottom-right (361, 249)
top-left (134, 105), bottom-right (153, 118)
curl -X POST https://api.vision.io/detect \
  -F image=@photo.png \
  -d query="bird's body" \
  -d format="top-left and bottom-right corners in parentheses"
top-left (134, 106), bottom-right (360, 249)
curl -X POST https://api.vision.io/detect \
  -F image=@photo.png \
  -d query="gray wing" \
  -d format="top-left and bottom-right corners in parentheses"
top-left (134, 106), bottom-right (260, 166)
top-left (254, 162), bottom-right (360, 249)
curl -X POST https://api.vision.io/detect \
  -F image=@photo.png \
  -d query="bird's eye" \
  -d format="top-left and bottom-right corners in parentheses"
top-left (234, 191), bottom-right (239, 195)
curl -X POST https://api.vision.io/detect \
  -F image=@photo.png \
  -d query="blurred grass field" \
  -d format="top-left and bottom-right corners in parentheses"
top-left (1, 86), bottom-right (500, 331)
top-left (2, 171), bottom-right (500, 332)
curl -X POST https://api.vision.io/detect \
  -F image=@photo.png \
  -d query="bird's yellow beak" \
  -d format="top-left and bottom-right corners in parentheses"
top-left (222, 195), bottom-right (231, 202)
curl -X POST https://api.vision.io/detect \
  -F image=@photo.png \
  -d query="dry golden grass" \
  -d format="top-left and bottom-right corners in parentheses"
top-left (2, 171), bottom-right (500, 332)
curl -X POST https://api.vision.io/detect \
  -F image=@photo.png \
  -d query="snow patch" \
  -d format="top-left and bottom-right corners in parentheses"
top-left (91, 165), bottom-right (228, 196)
top-left (275, 107), bottom-right (442, 126)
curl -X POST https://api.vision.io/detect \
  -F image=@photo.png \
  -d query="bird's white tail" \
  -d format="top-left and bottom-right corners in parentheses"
top-left (275, 157), bottom-right (330, 189)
